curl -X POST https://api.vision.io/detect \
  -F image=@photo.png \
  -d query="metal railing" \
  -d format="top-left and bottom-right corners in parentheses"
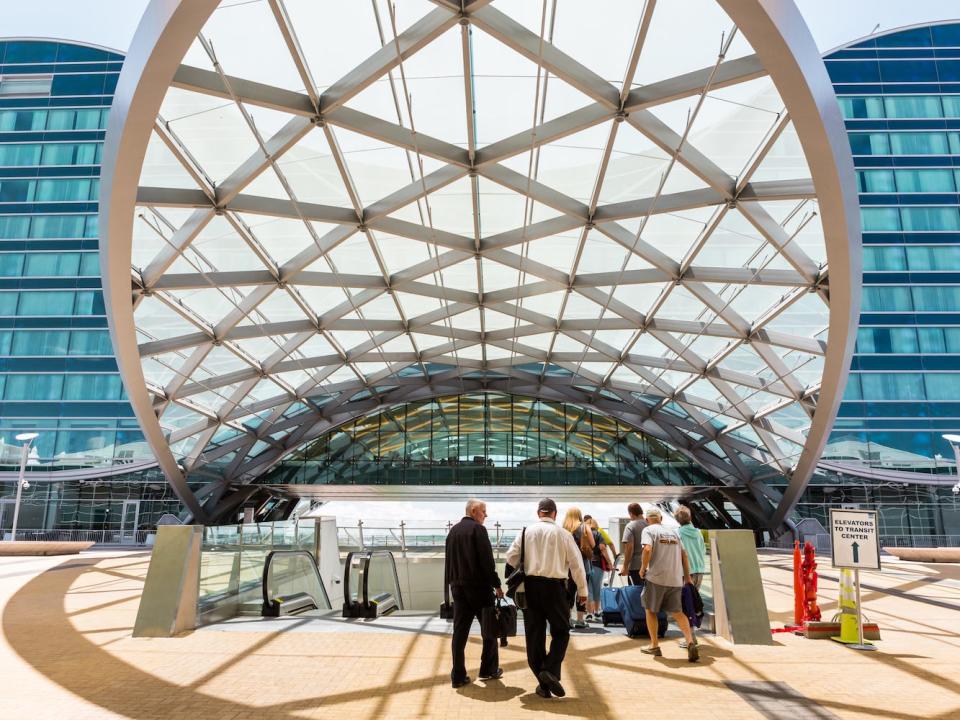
top-left (879, 534), bottom-right (960, 548)
top-left (769, 532), bottom-right (960, 552)
top-left (336, 520), bottom-right (525, 553)
top-left (3, 528), bottom-right (153, 545)
top-left (769, 533), bottom-right (833, 555)
top-left (22, 523), bottom-right (960, 554)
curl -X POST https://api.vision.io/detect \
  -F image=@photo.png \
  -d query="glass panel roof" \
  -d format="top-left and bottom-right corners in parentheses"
top-left (120, 0), bottom-right (841, 491)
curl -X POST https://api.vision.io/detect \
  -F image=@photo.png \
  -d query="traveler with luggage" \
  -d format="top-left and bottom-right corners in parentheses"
top-left (637, 507), bottom-right (699, 662)
top-left (562, 507), bottom-right (596, 629)
top-left (618, 502), bottom-right (647, 585)
top-left (675, 504), bottom-right (707, 649)
top-left (580, 516), bottom-right (608, 622)
top-left (505, 498), bottom-right (588, 699)
top-left (675, 505), bottom-right (706, 589)
top-left (445, 498), bottom-right (504, 688)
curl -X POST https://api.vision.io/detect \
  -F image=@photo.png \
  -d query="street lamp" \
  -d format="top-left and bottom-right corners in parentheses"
top-left (10, 432), bottom-right (38, 542)
top-left (943, 434), bottom-right (960, 496)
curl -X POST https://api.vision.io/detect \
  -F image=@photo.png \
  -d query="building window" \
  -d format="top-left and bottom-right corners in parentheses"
top-left (860, 207), bottom-right (901, 231)
top-left (900, 207), bottom-right (960, 232)
top-left (0, 75), bottom-right (53, 97)
top-left (862, 286), bottom-right (912, 312)
top-left (884, 96), bottom-right (943, 118)
top-left (860, 373), bottom-right (925, 401)
top-left (893, 169), bottom-right (957, 193)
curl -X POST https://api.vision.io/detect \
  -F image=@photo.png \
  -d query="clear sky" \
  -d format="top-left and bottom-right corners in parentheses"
top-left (3, 0), bottom-right (957, 54)
top-left (4, 0), bottom-right (958, 528)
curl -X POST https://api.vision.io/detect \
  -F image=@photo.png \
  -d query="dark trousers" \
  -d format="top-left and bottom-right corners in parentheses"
top-left (450, 584), bottom-right (498, 682)
top-left (522, 576), bottom-right (571, 685)
top-left (628, 570), bottom-right (644, 586)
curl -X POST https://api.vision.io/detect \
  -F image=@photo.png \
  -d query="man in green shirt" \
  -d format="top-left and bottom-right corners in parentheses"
top-left (675, 505), bottom-right (706, 651)
top-left (675, 505), bottom-right (706, 588)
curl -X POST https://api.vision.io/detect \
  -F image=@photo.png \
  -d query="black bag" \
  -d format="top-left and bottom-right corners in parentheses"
top-left (505, 527), bottom-right (526, 609)
top-left (439, 582), bottom-right (454, 620)
top-left (481, 598), bottom-right (518, 640)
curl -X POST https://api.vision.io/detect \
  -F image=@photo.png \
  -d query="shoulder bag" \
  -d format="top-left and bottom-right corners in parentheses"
top-left (505, 527), bottom-right (526, 609)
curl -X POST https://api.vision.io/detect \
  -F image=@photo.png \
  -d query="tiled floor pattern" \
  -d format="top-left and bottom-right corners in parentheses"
top-left (1, 550), bottom-right (959, 719)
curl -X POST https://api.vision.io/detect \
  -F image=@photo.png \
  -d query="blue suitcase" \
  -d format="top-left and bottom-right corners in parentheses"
top-left (617, 583), bottom-right (668, 638)
top-left (600, 586), bottom-right (622, 626)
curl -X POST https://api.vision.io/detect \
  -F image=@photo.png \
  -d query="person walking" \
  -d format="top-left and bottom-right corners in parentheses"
top-left (561, 507), bottom-right (595, 628)
top-left (675, 505), bottom-right (707, 649)
top-left (637, 507), bottom-right (699, 662)
top-left (580, 516), bottom-right (607, 622)
top-left (618, 502), bottom-right (647, 585)
top-left (505, 498), bottom-right (587, 699)
top-left (445, 498), bottom-right (503, 688)
top-left (675, 505), bottom-right (706, 588)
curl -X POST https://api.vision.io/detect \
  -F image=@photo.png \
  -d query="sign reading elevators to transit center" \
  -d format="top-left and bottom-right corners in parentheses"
top-left (829, 509), bottom-right (881, 570)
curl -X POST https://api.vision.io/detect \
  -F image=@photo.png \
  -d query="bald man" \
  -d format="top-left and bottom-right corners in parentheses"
top-left (445, 498), bottom-right (504, 688)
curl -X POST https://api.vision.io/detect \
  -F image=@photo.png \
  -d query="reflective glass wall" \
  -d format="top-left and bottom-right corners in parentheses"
top-left (260, 393), bottom-right (717, 487)
top-left (0, 40), bottom-right (154, 471)
top-left (822, 24), bottom-right (960, 474)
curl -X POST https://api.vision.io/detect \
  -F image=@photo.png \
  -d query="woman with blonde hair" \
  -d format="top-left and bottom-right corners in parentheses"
top-left (562, 507), bottom-right (601, 627)
top-left (582, 516), bottom-right (610, 622)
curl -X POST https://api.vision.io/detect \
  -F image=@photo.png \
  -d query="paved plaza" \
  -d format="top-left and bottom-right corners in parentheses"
top-left (1, 550), bottom-right (958, 719)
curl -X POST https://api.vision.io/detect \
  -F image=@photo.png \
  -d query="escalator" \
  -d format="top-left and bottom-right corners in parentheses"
top-left (261, 549), bottom-right (332, 617)
top-left (341, 550), bottom-right (405, 619)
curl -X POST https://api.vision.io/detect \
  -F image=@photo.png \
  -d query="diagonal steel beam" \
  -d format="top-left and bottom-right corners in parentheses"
top-left (623, 54), bottom-right (765, 112)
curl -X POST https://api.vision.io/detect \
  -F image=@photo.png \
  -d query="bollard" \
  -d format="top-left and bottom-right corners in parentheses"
top-left (793, 540), bottom-right (803, 625)
top-left (831, 569), bottom-right (860, 644)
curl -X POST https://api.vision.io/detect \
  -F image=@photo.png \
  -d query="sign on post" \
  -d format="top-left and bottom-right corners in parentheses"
top-left (829, 509), bottom-right (881, 570)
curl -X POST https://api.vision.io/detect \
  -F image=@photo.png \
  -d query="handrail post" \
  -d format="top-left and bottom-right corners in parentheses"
top-left (358, 519), bottom-right (364, 550)
top-left (399, 521), bottom-right (406, 553)
top-left (495, 522), bottom-right (502, 559)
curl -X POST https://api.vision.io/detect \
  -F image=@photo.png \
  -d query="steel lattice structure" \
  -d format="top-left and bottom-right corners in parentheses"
top-left (101, 0), bottom-right (860, 526)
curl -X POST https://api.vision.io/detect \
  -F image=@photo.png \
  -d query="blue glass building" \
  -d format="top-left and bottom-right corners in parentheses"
top-left (0, 39), bottom-right (175, 535)
top-left (790, 23), bottom-right (960, 539)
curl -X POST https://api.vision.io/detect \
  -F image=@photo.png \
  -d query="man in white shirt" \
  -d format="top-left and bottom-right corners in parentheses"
top-left (505, 498), bottom-right (587, 699)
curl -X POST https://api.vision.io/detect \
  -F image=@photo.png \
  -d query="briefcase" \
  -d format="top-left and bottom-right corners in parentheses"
top-left (439, 583), bottom-right (454, 620)
top-left (481, 599), bottom-right (518, 640)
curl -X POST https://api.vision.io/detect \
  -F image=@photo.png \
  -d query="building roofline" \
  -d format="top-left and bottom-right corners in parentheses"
top-left (0, 36), bottom-right (124, 58)
top-left (822, 18), bottom-right (960, 57)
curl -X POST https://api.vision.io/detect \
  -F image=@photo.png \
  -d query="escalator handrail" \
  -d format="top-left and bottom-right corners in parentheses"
top-left (261, 549), bottom-right (331, 612)
top-left (343, 549), bottom-right (405, 612)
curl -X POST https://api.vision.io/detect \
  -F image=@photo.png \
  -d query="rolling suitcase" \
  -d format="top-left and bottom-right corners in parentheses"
top-left (600, 586), bottom-right (623, 626)
top-left (617, 583), bottom-right (667, 638)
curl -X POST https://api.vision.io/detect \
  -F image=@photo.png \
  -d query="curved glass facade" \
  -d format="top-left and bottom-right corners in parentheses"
top-left (0, 39), bottom-right (154, 471)
top-left (260, 393), bottom-right (716, 488)
top-left (822, 23), bottom-right (960, 474)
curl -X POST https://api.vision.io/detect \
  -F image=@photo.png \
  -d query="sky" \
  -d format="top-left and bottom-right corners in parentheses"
top-left (2, 0), bottom-right (957, 55)
top-left (4, 0), bottom-right (958, 527)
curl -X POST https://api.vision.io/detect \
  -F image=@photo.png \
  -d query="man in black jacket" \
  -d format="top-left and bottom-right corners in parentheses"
top-left (445, 498), bottom-right (503, 688)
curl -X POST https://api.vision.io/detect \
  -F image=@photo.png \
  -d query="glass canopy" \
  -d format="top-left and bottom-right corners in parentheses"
top-left (102, 0), bottom-right (860, 523)
top-left (260, 392), bottom-right (716, 488)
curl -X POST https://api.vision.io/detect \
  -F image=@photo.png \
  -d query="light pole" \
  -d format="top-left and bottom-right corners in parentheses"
top-left (10, 432), bottom-right (38, 542)
top-left (943, 434), bottom-right (960, 497)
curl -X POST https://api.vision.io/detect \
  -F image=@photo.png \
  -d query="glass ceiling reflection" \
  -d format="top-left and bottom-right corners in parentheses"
top-left (128, 0), bottom-right (833, 490)
top-left (259, 393), bottom-right (718, 488)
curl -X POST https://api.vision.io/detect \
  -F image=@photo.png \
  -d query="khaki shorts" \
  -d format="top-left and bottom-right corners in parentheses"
top-left (641, 580), bottom-right (682, 614)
